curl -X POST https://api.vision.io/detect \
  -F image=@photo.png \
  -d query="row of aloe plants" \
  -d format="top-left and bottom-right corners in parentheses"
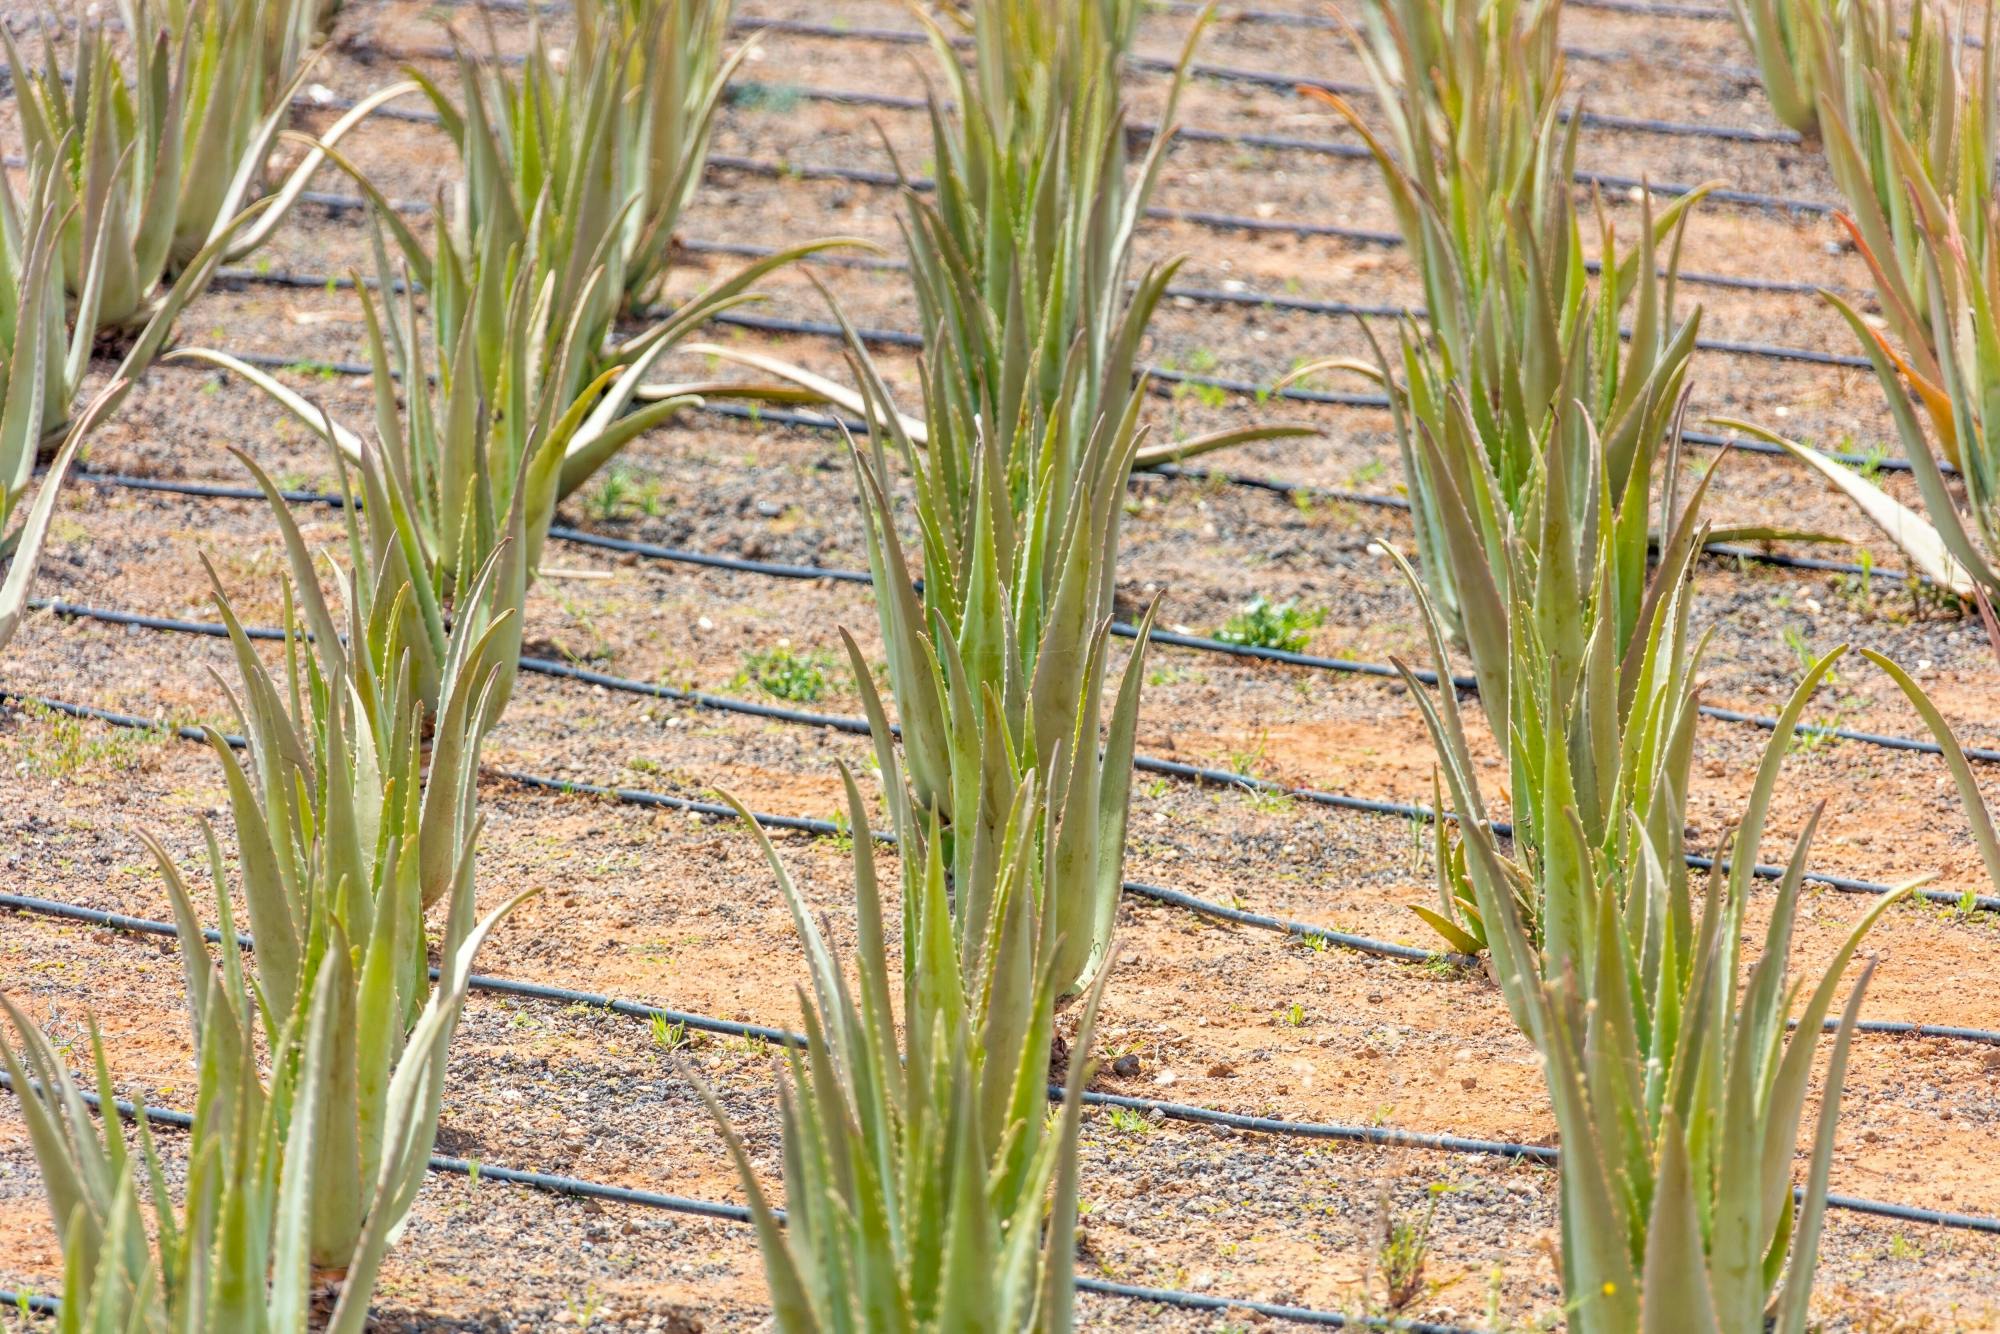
top-left (1320, 0), bottom-right (2000, 1326)
top-left (0, 0), bottom-right (817, 1324)
top-left (1729, 0), bottom-right (2000, 607)
top-left (2, 0), bottom-right (1172, 1322)
top-left (705, 0), bottom-right (1215, 1319)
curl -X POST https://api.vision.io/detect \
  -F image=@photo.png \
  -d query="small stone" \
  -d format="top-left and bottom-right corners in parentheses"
top-left (1206, 1062), bottom-right (1236, 1079)
top-left (1112, 1054), bottom-right (1141, 1078)
top-left (1366, 992), bottom-right (1384, 1004)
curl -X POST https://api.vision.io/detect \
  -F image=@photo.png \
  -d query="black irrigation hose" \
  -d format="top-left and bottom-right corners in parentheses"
top-left (700, 153), bottom-right (1844, 300)
top-left (0, 1291), bottom-right (61, 1318)
top-left (284, 66), bottom-right (1847, 300)
top-left (679, 220), bottom-right (1835, 300)
top-left (0, 1075), bottom-right (1478, 1334)
top-left (72, 466), bottom-right (1921, 704)
top-left (8, 895), bottom-right (2000, 1249)
top-left (0, 679), bottom-right (1472, 969)
top-left (8, 892), bottom-right (2000, 1186)
top-left (19, 596), bottom-right (2000, 916)
top-left (185, 271), bottom-right (1909, 487)
top-left (701, 297), bottom-right (1874, 388)
top-left (30, 469), bottom-right (1980, 756)
top-left (1569, 0), bottom-right (1731, 16)
top-left (709, 18), bottom-right (1801, 147)
top-left (711, 72), bottom-right (1835, 217)
top-left (214, 244), bottom-right (1852, 399)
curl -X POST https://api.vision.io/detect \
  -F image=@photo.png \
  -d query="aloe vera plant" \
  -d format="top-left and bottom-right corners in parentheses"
top-left (2, 196), bottom-right (263, 657)
top-left (0, 392), bottom-right (119, 659)
top-left (172, 195), bottom-right (736, 703)
top-left (694, 0), bottom-right (1311, 470)
top-left (1741, 3), bottom-right (2000, 598)
top-left (317, 14), bottom-right (852, 503)
top-left (1, 438), bottom-right (528, 1322)
top-left (1292, 0), bottom-right (1709, 687)
top-left (1395, 562), bottom-right (1910, 1327)
top-left (573, 0), bottom-right (739, 314)
top-left (1378, 407), bottom-right (1718, 959)
top-left (702, 688), bottom-right (1109, 1330)
top-left (1, 853), bottom-right (523, 1332)
top-left (1726, 0), bottom-right (1836, 136)
top-left (4, 0), bottom-right (410, 336)
top-left (2, 492), bottom-right (524, 1331)
top-left (169, 444), bottom-right (525, 1283)
top-left (1816, 0), bottom-right (1982, 383)
top-left (828, 284), bottom-right (1160, 995)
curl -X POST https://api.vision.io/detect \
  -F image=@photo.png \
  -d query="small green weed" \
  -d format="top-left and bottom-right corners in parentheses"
top-left (736, 643), bottom-right (837, 703)
top-left (1214, 597), bottom-right (1327, 654)
top-left (1104, 1105), bottom-right (1151, 1137)
top-left (15, 703), bottom-right (162, 780)
top-left (1377, 1183), bottom-right (1450, 1311)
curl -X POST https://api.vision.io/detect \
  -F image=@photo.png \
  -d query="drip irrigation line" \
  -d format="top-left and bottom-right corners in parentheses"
top-left (0, 1075), bottom-right (1473, 1334)
top-left (3, 924), bottom-right (2000, 1272)
top-left (0, 1291), bottom-right (60, 1318)
top-left (492, 769), bottom-right (1472, 966)
top-left (677, 223), bottom-right (1841, 302)
top-left (272, 78), bottom-right (1845, 299)
top-left (1156, 0), bottom-right (1752, 62)
top-left (180, 299), bottom-right (1919, 483)
top-left (1569, 0), bottom-right (1730, 16)
top-left (713, 71), bottom-right (1832, 215)
top-left (74, 465), bottom-right (1908, 680)
top-left (701, 299), bottom-right (1874, 387)
top-left (693, 306), bottom-right (1887, 450)
top-left (706, 18), bottom-right (1796, 146)
top-left (213, 247), bottom-right (1847, 392)
top-left (11, 887), bottom-right (2000, 1223)
top-left (19, 595), bottom-right (1999, 915)
top-left (702, 152), bottom-right (1843, 293)
top-left (0, 680), bottom-right (1471, 969)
